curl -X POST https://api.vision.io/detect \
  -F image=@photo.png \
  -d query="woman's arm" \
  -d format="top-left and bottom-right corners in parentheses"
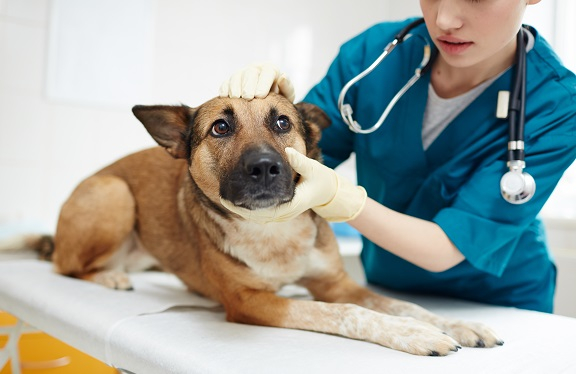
top-left (349, 198), bottom-right (465, 272)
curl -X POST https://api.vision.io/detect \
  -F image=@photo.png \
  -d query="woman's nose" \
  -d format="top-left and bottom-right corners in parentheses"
top-left (435, 0), bottom-right (464, 31)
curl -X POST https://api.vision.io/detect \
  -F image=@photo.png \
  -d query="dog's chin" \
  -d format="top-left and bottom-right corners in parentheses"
top-left (232, 194), bottom-right (293, 210)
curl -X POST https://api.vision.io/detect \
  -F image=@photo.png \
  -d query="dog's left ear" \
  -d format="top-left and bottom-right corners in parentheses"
top-left (295, 102), bottom-right (331, 161)
top-left (132, 105), bottom-right (195, 159)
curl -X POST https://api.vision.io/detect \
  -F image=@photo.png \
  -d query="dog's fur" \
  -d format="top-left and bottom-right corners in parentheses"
top-left (41, 93), bottom-right (501, 355)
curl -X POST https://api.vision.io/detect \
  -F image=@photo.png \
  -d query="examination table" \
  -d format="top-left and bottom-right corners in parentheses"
top-left (0, 257), bottom-right (575, 374)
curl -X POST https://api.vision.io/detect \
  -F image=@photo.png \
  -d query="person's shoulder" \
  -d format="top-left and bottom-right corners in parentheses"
top-left (525, 27), bottom-right (576, 140)
top-left (528, 26), bottom-right (576, 97)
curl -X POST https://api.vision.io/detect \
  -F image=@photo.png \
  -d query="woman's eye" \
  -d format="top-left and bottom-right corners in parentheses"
top-left (274, 116), bottom-right (291, 132)
top-left (211, 120), bottom-right (231, 136)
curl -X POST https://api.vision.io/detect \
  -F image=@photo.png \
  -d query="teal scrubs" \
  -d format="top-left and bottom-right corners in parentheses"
top-left (304, 18), bottom-right (576, 313)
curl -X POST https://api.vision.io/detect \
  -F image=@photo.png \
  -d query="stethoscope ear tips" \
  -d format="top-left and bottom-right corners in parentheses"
top-left (500, 170), bottom-right (536, 204)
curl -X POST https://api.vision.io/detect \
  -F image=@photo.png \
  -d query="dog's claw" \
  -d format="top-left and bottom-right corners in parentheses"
top-left (496, 340), bottom-right (505, 346)
top-left (441, 320), bottom-right (502, 348)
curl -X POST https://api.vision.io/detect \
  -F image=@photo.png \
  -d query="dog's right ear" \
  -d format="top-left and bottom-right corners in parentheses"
top-left (132, 105), bottom-right (195, 159)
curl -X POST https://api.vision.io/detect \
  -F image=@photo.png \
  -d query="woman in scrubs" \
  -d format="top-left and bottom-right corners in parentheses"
top-left (219, 0), bottom-right (576, 313)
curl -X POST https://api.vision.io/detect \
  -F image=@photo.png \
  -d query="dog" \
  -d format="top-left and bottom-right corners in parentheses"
top-left (36, 93), bottom-right (501, 356)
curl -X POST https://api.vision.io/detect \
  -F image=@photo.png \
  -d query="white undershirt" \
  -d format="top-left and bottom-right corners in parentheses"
top-left (421, 30), bottom-right (535, 150)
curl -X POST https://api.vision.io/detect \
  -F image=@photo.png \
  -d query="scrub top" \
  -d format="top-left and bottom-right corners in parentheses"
top-left (304, 18), bottom-right (576, 313)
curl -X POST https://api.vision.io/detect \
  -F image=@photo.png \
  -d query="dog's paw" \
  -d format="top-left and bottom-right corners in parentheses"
top-left (89, 270), bottom-right (134, 290)
top-left (380, 317), bottom-right (462, 356)
top-left (442, 320), bottom-right (504, 348)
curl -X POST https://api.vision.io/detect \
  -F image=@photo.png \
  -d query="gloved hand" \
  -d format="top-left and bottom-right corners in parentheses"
top-left (218, 62), bottom-right (296, 102)
top-left (220, 147), bottom-right (367, 223)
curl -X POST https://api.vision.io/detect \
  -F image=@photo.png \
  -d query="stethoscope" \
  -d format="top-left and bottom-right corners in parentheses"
top-left (338, 18), bottom-right (535, 204)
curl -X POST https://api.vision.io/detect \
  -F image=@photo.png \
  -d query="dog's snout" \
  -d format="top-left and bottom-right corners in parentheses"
top-left (221, 145), bottom-right (295, 209)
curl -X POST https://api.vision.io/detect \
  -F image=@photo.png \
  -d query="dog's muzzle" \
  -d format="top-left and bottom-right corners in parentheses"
top-left (220, 144), bottom-right (295, 209)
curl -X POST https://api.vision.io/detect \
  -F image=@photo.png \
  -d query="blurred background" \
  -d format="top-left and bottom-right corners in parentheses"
top-left (0, 0), bottom-right (574, 315)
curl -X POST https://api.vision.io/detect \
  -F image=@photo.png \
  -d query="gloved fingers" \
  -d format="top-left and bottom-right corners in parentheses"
top-left (270, 81), bottom-right (281, 95)
top-left (277, 74), bottom-right (296, 102)
top-left (247, 210), bottom-right (277, 224)
top-left (218, 78), bottom-right (230, 98)
top-left (220, 198), bottom-right (251, 218)
top-left (265, 197), bottom-right (308, 222)
top-left (241, 65), bottom-right (261, 100)
top-left (221, 198), bottom-right (279, 224)
top-left (285, 147), bottom-right (318, 176)
top-left (218, 62), bottom-right (293, 101)
top-left (254, 64), bottom-right (279, 98)
top-left (228, 70), bottom-right (244, 99)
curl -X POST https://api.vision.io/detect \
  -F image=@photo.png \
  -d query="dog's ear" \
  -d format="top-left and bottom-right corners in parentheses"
top-left (295, 102), bottom-right (331, 161)
top-left (132, 105), bottom-right (195, 159)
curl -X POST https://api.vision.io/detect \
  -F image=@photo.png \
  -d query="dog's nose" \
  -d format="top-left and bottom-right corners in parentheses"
top-left (245, 156), bottom-right (283, 184)
top-left (243, 148), bottom-right (285, 186)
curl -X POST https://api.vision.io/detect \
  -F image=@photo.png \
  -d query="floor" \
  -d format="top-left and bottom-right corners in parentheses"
top-left (0, 312), bottom-right (116, 374)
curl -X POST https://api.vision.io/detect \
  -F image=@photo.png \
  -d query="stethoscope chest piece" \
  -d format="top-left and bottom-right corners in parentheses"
top-left (500, 162), bottom-right (536, 204)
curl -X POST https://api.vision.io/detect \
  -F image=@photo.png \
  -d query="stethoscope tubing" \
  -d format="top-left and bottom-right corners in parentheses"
top-left (338, 18), bottom-right (431, 134)
top-left (508, 28), bottom-right (527, 163)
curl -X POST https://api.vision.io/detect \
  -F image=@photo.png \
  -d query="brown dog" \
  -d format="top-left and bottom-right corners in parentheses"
top-left (48, 93), bottom-right (501, 356)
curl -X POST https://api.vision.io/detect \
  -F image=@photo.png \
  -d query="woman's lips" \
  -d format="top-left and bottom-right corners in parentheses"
top-left (437, 36), bottom-right (473, 55)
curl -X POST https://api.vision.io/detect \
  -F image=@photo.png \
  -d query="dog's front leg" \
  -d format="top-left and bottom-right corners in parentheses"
top-left (222, 288), bottom-right (460, 356)
top-left (302, 272), bottom-right (503, 348)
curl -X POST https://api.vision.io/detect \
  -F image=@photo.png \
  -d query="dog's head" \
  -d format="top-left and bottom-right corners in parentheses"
top-left (132, 93), bottom-right (330, 210)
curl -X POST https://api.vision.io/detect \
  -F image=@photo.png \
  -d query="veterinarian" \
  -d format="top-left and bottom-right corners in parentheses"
top-left (219, 0), bottom-right (576, 313)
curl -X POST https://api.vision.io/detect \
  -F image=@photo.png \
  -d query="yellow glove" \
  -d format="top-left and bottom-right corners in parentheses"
top-left (218, 62), bottom-right (296, 102)
top-left (220, 147), bottom-right (367, 223)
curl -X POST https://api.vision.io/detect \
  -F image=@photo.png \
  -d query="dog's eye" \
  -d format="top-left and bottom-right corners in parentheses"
top-left (211, 120), bottom-right (231, 136)
top-left (274, 116), bottom-right (291, 133)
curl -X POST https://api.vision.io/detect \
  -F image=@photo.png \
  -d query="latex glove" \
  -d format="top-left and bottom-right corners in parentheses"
top-left (220, 147), bottom-right (367, 223)
top-left (218, 62), bottom-right (296, 102)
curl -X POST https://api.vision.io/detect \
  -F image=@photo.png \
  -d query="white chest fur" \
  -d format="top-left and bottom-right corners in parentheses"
top-left (216, 214), bottom-right (331, 288)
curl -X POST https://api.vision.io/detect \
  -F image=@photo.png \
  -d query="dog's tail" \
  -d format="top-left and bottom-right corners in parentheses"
top-left (0, 234), bottom-right (55, 261)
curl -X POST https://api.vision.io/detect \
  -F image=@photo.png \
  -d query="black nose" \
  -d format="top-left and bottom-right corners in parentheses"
top-left (244, 153), bottom-right (283, 185)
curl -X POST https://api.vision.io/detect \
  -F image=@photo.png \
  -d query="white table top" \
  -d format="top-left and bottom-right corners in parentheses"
top-left (1, 259), bottom-right (575, 374)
